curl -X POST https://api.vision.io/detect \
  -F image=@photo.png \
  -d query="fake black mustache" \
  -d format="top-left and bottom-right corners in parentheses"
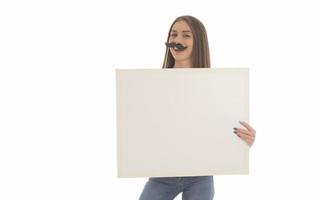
top-left (165, 42), bottom-right (187, 51)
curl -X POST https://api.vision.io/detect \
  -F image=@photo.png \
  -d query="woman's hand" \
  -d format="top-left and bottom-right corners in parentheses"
top-left (233, 121), bottom-right (256, 147)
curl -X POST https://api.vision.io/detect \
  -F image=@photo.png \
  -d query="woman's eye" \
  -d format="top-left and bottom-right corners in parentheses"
top-left (183, 35), bottom-right (191, 38)
top-left (170, 34), bottom-right (177, 37)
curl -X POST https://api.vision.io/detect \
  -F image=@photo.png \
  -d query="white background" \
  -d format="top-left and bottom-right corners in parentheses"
top-left (0, 0), bottom-right (319, 199)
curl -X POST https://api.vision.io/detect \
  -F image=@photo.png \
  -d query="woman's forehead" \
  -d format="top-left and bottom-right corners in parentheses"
top-left (171, 21), bottom-right (192, 32)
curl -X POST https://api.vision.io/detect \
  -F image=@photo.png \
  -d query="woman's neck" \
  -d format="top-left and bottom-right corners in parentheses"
top-left (173, 60), bottom-right (192, 68)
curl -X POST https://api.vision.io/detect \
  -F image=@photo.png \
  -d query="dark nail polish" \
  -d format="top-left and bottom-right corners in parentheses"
top-left (233, 127), bottom-right (237, 130)
top-left (233, 131), bottom-right (237, 134)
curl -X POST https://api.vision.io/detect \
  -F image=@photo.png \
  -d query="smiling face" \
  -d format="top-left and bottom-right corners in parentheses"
top-left (168, 20), bottom-right (194, 68)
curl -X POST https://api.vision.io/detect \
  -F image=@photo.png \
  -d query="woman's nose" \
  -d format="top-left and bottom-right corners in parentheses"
top-left (171, 34), bottom-right (184, 44)
top-left (172, 37), bottom-right (183, 44)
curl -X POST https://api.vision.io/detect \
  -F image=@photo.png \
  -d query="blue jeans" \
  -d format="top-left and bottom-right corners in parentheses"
top-left (139, 176), bottom-right (214, 200)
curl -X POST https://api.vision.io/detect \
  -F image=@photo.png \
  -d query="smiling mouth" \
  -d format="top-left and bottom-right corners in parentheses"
top-left (165, 42), bottom-right (187, 51)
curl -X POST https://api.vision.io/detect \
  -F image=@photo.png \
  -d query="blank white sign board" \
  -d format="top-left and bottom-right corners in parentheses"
top-left (116, 68), bottom-right (249, 178)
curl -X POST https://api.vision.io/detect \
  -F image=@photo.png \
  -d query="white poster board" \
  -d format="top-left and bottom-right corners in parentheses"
top-left (116, 68), bottom-right (249, 178)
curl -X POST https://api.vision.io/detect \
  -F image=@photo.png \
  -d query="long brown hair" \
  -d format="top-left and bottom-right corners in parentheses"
top-left (162, 15), bottom-right (211, 68)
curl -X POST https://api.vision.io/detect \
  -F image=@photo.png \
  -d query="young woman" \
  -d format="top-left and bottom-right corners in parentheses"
top-left (139, 15), bottom-right (256, 200)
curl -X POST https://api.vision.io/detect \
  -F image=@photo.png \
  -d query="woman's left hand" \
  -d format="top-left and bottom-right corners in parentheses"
top-left (234, 121), bottom-right (256, 147)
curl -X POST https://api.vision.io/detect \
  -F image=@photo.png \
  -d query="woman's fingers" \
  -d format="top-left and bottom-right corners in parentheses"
top-left (234, 128), bottom-right (254, 137)
top-left (236, 132), bottom-right (254, 146)
top-left (236, 131), bottom-right (253, 140)
top-left (234, 121), bottom-right (256, 147)
top-left (239, 121), bottom-right (256, 136)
